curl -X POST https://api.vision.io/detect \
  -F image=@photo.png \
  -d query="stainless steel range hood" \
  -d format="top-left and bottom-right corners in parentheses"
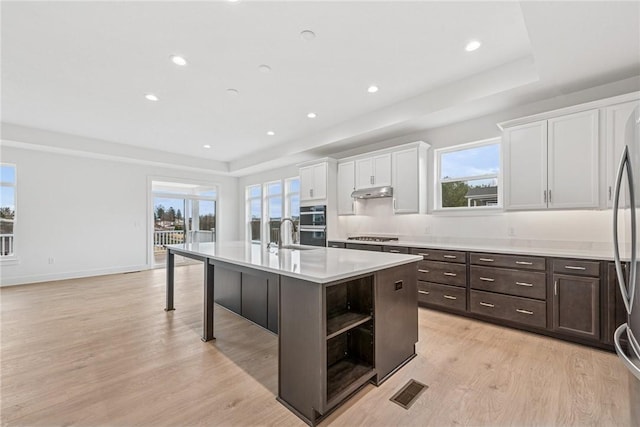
top-left (351, 186), bottom-right (393, 199)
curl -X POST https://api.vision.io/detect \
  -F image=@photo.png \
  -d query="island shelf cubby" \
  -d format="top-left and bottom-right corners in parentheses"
top-left (325, 276), bottom-right (373, 339)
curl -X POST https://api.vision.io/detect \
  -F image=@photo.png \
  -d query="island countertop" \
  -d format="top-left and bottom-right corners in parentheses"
top-left (166, 241), bottom-right (422, 284)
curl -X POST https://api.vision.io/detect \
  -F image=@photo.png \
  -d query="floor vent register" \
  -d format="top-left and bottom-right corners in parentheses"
top-left (389, 379), bottom-right (428, 409)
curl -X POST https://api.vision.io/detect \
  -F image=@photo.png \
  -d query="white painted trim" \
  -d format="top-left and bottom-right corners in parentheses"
top-left (0, 264), bottom-right (150, 287)
top-left (338, 141), bottom-right (429, 163)
top-left (296, 157), bottom-right (337, 168)
top-left (497, 91), bottom-right (640, 130)
top-left (1, 139), bottom-right (231, 175)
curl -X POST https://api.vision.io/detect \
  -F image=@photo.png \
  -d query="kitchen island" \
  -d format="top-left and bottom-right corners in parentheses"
top-left (165, 241), bottom-right (421, 425)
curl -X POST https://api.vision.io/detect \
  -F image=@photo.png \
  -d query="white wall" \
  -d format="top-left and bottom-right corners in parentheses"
top-left (0, 145), bottom-right (238, 286)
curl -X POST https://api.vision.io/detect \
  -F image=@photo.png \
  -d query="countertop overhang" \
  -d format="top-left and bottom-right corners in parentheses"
top-left (166, 242), bottom-right (422, 284)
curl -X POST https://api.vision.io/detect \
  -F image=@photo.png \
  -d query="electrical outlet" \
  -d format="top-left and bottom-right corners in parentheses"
top-left (508, 227), bottom-right (515, 237)
top-left (48, 257), bottom-right (55, 264)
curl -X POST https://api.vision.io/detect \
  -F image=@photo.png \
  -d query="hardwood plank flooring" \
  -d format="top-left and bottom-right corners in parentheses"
top-left (1, 265), bottom-right (632, 426)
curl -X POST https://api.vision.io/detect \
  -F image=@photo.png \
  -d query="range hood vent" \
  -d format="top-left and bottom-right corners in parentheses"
top-left (351, 186), bottom-right (393, 199)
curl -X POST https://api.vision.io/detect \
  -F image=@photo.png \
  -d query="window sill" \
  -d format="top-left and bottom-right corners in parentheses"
top-left (0, 256), bottom-right (19, 266)
top-left (432, 207), bottom-right (504, 216)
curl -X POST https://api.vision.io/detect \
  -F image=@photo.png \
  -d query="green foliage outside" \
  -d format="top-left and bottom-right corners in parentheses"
top-left (441, 181), bottom-right (470, 208)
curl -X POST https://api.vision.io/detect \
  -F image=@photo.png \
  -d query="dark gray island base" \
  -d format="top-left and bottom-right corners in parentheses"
top-left (165, 243), bottom-right (419, 426)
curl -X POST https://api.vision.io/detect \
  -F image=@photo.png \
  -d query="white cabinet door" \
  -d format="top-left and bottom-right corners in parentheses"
top-left (337, 161), bottom-right (355, 215)
top-left (392, 148), bottom-right (419, 213)
top-left (605, 100), bottom-right (639, 207)
top-left (299, 163), bottom-right (326, 201)
top-left (372, 153), bottom-right (392, 187)
top-left (503, 120), bottom-right (548, 210)
top-left (547, 109), bottom-right (599, 209)
top-left (355, 158), bottom-right (374, 189)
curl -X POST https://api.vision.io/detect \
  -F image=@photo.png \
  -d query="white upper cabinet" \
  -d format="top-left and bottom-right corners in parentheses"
top-left (299, 162), bottom-right (327, 202)
top-left (503, 109), bottom-right (599, 210)
top-left (337, 161), bottom-right (355, 215)
top-left (605, 100), bottom-right (639, 207)
top-left (503, 120), bottom-right (548, 210)
top-left (355, 153), bottom-right (391, 189)
top-left (547, 109), bottom-right (599, 209)
top-left (392, 145), bottom-right (427, 214)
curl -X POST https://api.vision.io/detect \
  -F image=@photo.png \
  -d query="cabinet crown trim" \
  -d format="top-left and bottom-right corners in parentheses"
top-left (337, 141), bottom-right (429, 163)
top-left (497, 91), bottom-right (640, 130)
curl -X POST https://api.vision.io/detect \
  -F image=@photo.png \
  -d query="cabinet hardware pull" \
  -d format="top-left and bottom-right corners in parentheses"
top-left (418, 290), bottom-right (430, 295)
top-left (479, 258), bottom-right (494, 262)
top-left (549, 189), bottom-right (552, 203)
top-left (516, 309), bottom-right (534, 315)
top-left (310, 189), bottom-right (313, 197)
top-left (370, 175), bottom-right (374, 185)
top-left (515, 261), bottom-right (533, 265)
top-left (515, 281), bottom-right (533, 287)
top-left (479, 277), bottom-right (495, 282)
top-left (389, 250), bottom-right (400, 253)
top-left (443, 255), bottom-right (457, 259)
top-left (554, 280), bottom-right (558, 296)
top-left (418, 269), bottom-right (430, 273)
top-left (609, 185), bottom-right (612, 201)
top-left (393, 199), bottom-right (397, 210)
top-left (564, 265), bottom-right (587, 271)
top-left (443, 295), bottom-right (457, 300)
top-left (544, 190), bottom-right (547, 203)
top-left (418, 253), bottom-right (430, 257)
top-left (480, 302), bottom-right (494, 308)
top-left (443, 272), bottom-right (457, 277)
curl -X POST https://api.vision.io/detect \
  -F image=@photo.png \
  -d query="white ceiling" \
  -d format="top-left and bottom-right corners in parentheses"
top-left (2, 1), bottom-right (639, 176)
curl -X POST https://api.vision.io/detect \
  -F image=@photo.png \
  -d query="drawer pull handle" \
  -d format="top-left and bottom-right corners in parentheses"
top-left (443, 295), bottom-right (457, 300)
top-left (443, 255), bottom-right (457, 259)
top-left (480, 302), bottom-right (495, 308)
top-left (418, 253), bottom-right (430, 257)
top-left (443, 272), bottom-right (457, 277)
top-left (515, 281), bottom-right (534, 287)
top-left (479, 277), bottom-right (495, 282)
top-left (479, 258), bottom-right (494, 262)
top-left (564, 265), bottom-right (587, 271)
top-left (516, 309), bottom-right (534, 315)
top-left (418, 269), bottom-right (430, 273)
top-left (418, 290), bottom-right (430, 295)
top-left (389, 250), bottom-right (401, 253)
top-left (515, 261), bottom-right (533, 265)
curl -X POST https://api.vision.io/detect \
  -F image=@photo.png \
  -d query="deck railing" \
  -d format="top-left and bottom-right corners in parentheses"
top-left (0, 234), bottom-right (13, 256)
top-left (154, 230), bottom-right (215, 252)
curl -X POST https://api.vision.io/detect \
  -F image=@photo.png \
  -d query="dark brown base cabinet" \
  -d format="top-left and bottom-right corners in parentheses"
top-left (331, 241), bottom-right (630, 351)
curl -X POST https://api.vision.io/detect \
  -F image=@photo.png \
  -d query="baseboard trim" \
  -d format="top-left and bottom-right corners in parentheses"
top-left (0, 264), bottom-right (151, 287)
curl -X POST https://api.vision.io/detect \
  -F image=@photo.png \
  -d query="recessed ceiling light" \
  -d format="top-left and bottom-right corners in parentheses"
top-left (170, 55), bottom-right (188, 66)
top-left (465, 40), bottom-right (481, 52)
top-left (145, 93), bottom-right (159, 102)
top-left (267, 131), bottom-right (275, 136)
top-left (226, 88), bottom-right (239, 96)
top-left (203, 144), bottom-right (211, 149)
top-left (307, 112), bottom-right (317, 119)
top-left (258, 64), bottom-right (272, 73)
top-left (300, 30), bottom-right (316, 41)
top-left (367, 85), bottom-right (379, 93)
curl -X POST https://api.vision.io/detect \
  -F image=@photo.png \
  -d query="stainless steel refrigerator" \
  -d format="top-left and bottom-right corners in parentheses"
top-left (613, 105), bottom-right (640, 423)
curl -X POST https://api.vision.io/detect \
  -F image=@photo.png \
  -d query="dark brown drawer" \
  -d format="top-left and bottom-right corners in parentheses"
top-left (470, 266), bottom-right (546, 300)
top-left (470, 290), bottom-right (546, 329)
top-left (327, 241), bottom-right (345, 249)
top-left (345, 243), bottom-right (382, 251)
top-left (410, 248), bottom-right (466, 263)
top-left (470, 252), bottom-right (545, 271)
top-left (552, 258), bottom-right (600, 277)
top-left (417, 282), bottom-right (466, 311)
top-left (383, 246), bottom-right (409, 254)
top-left (417, 261), bottom-right (467, 287)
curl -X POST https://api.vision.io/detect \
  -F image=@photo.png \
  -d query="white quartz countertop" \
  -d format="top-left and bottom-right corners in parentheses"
top-left (329, 238), bottom-right (626, 261)
top-left (166, 242), bottom-right (422, 284)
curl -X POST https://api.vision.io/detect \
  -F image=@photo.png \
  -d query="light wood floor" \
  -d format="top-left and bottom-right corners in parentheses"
top-left (1, 265), bottom-right (632, 426)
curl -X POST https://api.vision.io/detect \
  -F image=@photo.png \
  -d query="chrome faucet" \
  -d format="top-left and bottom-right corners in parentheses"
top-left (279, 217), bottom-right (298, 249)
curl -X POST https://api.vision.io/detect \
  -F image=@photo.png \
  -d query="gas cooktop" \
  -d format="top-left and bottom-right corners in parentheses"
top-left (347, 236), bottom-right (399, 242)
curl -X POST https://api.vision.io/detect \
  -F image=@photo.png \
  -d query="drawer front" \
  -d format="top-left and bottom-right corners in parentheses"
top-left (383, 246), bottom-right (409, 254)
top-left (410, 247), bottom-right (466, 263)
top-left (417, 261), bottom-right (467, 287)
top-left (327, 241), bottom-right (346, 249)
top-left (470, 290), bottom-right (546, 329)
top-left (470, 266), bottom-right (546, 300)
top-left (417, 282), bottom-right (466, 311)
top-left (470, 252), bottom-right (546, 271)
top-left (552, 258), bottom-right (600, 277)
top-left (345, 243), bottom-right (382, 252)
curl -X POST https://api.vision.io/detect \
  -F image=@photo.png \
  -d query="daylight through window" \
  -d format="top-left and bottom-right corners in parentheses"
top-left (0, 164), bottom-right (16, 257)
top-left (436, 138), bottom-right (501, 209)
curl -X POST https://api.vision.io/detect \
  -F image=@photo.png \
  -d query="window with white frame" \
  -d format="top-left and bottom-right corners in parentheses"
top-left (0, 164), bottom-right (16, 257)
top-left (265, 181), bottom-right (283, 243)
top-left (246, 184), bottom-right (262, 243)
top-left (435, 138), bottom-right (501, 210)
top-left (284, 177), bottom-right (300, 227)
